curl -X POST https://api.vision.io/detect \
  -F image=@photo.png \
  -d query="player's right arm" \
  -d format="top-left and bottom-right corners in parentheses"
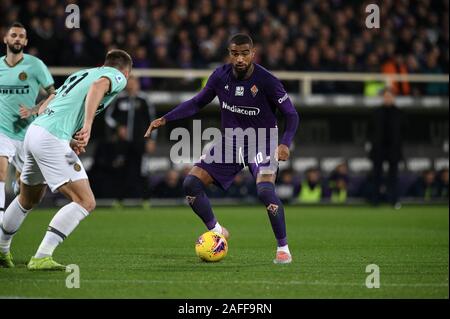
top-left (74, 77), bottom-right (111, 147)
top-left (144, 70), bottom-right (219, 137)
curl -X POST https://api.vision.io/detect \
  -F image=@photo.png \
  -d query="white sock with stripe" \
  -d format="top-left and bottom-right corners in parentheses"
top-left (0, 181), bottom-right (5, 226)
top-left (35, 202), bottom-right (89, 258)
top-left (0, 197), bottom-right (30, 254)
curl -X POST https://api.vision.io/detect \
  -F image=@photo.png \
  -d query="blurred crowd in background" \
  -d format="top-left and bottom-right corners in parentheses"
top-left (139, 164), bottom-right (449, 204)
top-left (97, 160), bottom-right (449, 204)
top-left (85, 76), bottom-right (448, 204)
top-left (0, 0), bottom-right (448, 204)
top-left (0, 0), bottom-right (448, 94)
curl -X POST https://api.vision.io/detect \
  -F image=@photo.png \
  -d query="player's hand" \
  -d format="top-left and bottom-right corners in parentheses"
top-left (19, 104), bottom-right (33, 119)
top-left (70, 139), bottom-right (86, 155)
top-left (74, 126), bottom-right (91, 148)
top-left (276, 144), bottom-right (290, 161)
top-left (72, 145), bottom-right (86, 156)
top-left (144, 117), bottom-right (166, 137)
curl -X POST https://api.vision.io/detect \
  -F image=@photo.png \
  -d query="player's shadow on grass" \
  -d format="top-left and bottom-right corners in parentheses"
top-left (143, 254), bottom-right (273, 272)
top-left (9, 258), bottom-right (30, 268)
top-left (146, 264), bottom-right (271, 273)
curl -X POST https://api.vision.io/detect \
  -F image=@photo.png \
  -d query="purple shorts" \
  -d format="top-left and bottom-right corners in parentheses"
top-left (195, 141), bottom-right (278, 190)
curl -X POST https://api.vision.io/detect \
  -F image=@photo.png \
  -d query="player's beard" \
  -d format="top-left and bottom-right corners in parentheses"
top-left (8, 43), bottom-right (24, 54)
top-left (234, 64), bottom-right (250, 80)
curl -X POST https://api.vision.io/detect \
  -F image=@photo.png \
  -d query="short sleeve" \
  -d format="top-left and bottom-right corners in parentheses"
top-left (102, 69), bottom-right (127, 94)
top-left (36, 59), bottom-right (54, 89)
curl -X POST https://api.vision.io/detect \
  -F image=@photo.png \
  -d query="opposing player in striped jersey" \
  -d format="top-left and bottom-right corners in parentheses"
top-left (0, 49), bottom-right (132, 270)
top-left (0, 22), bottom-right (54, 228)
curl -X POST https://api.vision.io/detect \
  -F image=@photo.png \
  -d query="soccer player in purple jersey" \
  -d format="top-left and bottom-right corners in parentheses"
top-left (145, 34), bottom-right (299, 264)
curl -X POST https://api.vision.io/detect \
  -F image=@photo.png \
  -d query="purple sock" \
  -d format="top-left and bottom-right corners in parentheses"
top-left (257, 182), bottom-right (288, 247)
top-left (183, 175), bottom-right (217, 230)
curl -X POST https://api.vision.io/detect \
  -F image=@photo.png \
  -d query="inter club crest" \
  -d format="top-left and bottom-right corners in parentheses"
top-left (267, 203), bottom-right (279, 216)
top-left (250, 85), bottom-right (258, 97)
top-left (18, 72), bottom-right (27, 81)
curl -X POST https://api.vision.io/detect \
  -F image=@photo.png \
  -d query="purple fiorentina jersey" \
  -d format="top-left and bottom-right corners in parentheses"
top-left (164, 63), bottom-right (298, 147)
top-left (163, 63), bottom-right (299, 189)
top-left (210, 63), bottom-right (285, 132)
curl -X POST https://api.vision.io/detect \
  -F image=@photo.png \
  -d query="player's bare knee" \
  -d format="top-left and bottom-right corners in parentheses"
top-left (85, 200), bottom-right (96, 212)
top-left (18, 184), bottom-right (46, 209)
top-left (0, 167), bottom-right (7, 181)
top-left (76, 196), bottom-right (96, 212)
top-left (18, 193), bottom-right (37, 210)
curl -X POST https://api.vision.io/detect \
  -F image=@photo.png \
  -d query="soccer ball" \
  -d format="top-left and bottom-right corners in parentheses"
top-left (195, 231), bottom-right (228, 262)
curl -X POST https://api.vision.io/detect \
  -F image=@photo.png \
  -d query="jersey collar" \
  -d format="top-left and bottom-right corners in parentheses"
top-left (3, 55), bottom-right (24, 68)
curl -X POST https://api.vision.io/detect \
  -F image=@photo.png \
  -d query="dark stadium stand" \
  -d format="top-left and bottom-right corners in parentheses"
top-left (0, 0), bottom-right (448, 204)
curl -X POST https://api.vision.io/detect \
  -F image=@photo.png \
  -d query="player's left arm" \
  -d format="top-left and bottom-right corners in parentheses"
top-left (266, 78), bottom-right (299, 161)
top-left (74, 77), bottom-right (111, 147)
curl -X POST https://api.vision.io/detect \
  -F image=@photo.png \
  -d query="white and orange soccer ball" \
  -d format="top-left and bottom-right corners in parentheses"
top-left (195, 231), bottom-right (228, 262)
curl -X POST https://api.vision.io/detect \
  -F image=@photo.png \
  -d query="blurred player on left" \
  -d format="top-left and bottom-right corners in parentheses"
top-left (0, 22), bottom-right (54, 234)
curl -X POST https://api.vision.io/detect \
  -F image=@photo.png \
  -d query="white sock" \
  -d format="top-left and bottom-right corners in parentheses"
top-left (34, 232), bottom-right (63, 258)
top-left (277, 244), bottom-right (291, 255)
top-left (35, 202), bottom-right (88, 258)
top-left (0, 181), bottom-right (5, 225)
top-left (0, 197), bottom-right (30, 254)
top-left (210, 222), bottom-right (223, 234)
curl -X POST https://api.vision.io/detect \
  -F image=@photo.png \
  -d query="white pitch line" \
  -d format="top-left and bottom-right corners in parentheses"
top-left (0, 278), bottom-right (447, 288)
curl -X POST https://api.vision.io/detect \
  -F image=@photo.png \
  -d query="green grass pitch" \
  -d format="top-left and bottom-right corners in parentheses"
top-left (0, 205), bottom-right (448, 298)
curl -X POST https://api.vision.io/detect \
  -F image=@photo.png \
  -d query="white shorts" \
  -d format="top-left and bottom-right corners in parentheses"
top-left (20, 124), bottom-right (88, 192)
top-left (0, 131), bottom-right (24, 171)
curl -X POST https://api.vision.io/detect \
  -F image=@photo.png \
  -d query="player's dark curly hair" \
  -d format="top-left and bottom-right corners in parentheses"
top-left (228, 33), bottom-right (253, 47)
top-left (7, 22), bottom-right (26, 32)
